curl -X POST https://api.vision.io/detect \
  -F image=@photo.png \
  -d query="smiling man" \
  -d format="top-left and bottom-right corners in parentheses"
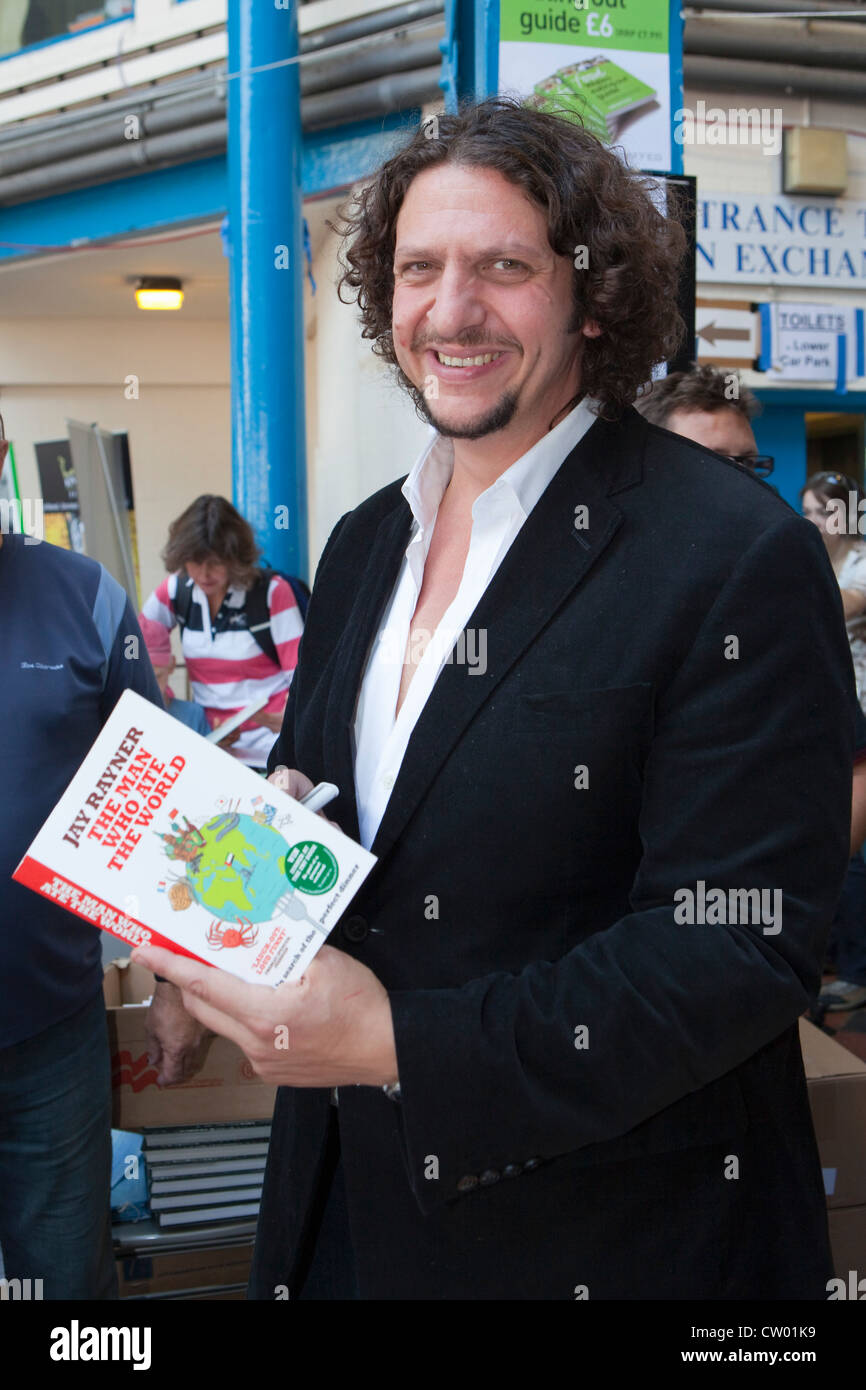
top-left (136, 98), bottom-right (854, 1300)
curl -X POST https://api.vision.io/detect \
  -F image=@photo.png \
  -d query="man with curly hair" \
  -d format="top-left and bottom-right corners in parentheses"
top-left (137, 99), bottom-right (854, 1300)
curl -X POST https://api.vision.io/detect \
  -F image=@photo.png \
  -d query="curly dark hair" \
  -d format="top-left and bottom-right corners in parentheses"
top-left (333, 96), bottom-right (686, 420)
top-left (161, 495), bottom-right (261, 590)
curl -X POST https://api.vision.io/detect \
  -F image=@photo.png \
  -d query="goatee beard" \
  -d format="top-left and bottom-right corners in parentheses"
top-left (399, 366), bottom-right (520, 439)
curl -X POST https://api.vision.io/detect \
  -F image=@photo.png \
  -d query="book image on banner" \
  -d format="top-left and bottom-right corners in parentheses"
top-left (14, 690), bottom-right (377, 987)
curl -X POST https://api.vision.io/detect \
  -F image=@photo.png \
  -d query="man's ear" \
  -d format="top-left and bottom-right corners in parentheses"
top-left (581, 320), bottom-right (602, 339)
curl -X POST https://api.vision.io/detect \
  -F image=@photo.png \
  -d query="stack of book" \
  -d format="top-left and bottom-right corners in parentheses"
top-left (530, 58), bottom-right (657, 143)
top-left (143, 1122), bottom-right (270, 1228)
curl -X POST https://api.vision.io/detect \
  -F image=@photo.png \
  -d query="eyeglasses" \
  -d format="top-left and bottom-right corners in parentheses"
top-left (730, 454), bottom-right (774, 479)
top-left (0, 413), bottom-right (7, 466)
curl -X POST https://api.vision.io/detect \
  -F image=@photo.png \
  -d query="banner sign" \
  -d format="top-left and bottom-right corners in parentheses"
top-left (498, 0), bottom-right (675, 171)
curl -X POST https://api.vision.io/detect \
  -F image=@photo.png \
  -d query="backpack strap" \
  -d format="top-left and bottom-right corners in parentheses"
top-left (247, 566), bottom-right (309, 665)
top-left (172, 570), bottom-right (195, 632)
top-left (245, 570), bottom-right (279, 666)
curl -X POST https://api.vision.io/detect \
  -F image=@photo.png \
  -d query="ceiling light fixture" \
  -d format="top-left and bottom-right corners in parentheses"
top-left (135, 276), bottom-right (184, 311)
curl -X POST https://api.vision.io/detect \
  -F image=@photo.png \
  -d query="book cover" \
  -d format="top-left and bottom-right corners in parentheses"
top-left (14, 689), bottom-right (376, 987)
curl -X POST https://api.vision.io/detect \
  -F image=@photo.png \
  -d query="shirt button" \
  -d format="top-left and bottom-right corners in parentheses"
top-left (522, 1156), bottom-right (542, 1173)
top-left (382, 772), bottom-right (395, 790)
top-left (502, 1164), bottom-right (521, 1180)
top-left (479, 1169), bottom-right (500, 1187)
top-left (456, 1174), bottom-right (478, 1193)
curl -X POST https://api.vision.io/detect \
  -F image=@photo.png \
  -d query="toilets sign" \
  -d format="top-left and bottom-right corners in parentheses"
top-left (698, 194), bottom-right (866, 289)
top-left (758, 302), bottom-right (866, 385)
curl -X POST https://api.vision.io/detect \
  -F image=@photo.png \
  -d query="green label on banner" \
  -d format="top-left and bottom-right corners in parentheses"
top-left (500, 0), bottom-right (669, 55)
top-left (285, 841), bottom-right (339, 895)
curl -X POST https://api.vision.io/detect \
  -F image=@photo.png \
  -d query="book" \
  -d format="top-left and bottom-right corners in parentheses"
top-left (150, 1188), bottom-right (263, 1211)
top-left (141, 1124), bottom-right (272, 1147)
top-left (149, 1172), bottom-right (266, 1195)
top-left (156, 1204), bottom-right (260, 1227)
top-left (532, 58), bottom-right (657, 142)
top-left (145, 1159), bottom-right (267, 1180)
top-left (205, 695), bottom-right (270, 744)
top-left (142, 1143), bottom-right (269, 1163)
top-left (14, 689), bottom-right (377, 987)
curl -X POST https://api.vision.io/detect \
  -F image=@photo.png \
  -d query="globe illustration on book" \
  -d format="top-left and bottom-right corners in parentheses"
top-left (159, 811), bottom-right (293, 926)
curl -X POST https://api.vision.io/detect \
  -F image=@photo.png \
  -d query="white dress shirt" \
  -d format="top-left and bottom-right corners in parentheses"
top-left (352, 396), bottom-right (600, 850)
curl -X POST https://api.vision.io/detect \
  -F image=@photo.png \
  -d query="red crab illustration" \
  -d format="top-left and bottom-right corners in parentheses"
top-left (206, 919), bottom-right (258, 950)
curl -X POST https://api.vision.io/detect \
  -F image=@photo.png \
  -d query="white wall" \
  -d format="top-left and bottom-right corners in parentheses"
top-left (0, 316), bottom-right (231, 607)
top-left (0, 223), bottom-right (432, 606)
top-left (305, 200), bottom-right (432, 567)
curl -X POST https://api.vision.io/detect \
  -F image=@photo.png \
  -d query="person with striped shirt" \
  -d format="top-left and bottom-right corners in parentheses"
top-left (139, 495), bottom-right (304, 771)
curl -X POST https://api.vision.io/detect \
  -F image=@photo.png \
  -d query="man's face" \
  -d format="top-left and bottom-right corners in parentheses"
top-left (665, 407), bottom-right (758, 460)
top-left (391, 163), bottom-right (595, 441)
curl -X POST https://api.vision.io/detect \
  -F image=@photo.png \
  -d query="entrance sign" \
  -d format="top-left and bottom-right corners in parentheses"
top-left (698, 194), bottom-right (866, 290)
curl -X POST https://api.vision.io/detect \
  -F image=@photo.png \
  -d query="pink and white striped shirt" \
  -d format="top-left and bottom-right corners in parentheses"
top-left (140, 571), bottom-right (303, 767)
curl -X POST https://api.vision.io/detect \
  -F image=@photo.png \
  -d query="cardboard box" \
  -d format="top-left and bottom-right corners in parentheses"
top-left (104, 959), bottom-right (276, 1129)
top-left (799, 1018), bottom-right (866, 1209)
top-left (117, 1244), bottom-right (253, 1299)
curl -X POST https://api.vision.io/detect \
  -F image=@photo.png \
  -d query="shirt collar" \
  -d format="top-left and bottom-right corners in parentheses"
top-left (401, 397), bottom-right (600, 533)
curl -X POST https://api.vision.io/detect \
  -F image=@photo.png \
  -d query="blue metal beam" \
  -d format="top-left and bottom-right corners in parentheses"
top-left (0, 114), bottom-right (430, 266)
top-left (227, 0), bottom-right (308, 581)
top-left (668, 0), bottom-right (685, 176)
top-left (0, 158), bottom-right (228, 263)
top-left (302, 114), bottom-right (421, 197)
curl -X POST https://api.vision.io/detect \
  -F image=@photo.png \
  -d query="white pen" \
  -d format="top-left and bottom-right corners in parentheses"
top-left (298, 781), bottom-right (340, 815)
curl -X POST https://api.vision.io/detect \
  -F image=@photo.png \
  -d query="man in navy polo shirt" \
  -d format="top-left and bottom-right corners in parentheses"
top-left (0, 425), bottom-right (163, 1298)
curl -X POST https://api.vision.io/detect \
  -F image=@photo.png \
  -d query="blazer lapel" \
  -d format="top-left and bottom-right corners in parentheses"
top-left (322, 501), bottom-right (412, 843)
top-left (368, 410), bottom-right (645, 863)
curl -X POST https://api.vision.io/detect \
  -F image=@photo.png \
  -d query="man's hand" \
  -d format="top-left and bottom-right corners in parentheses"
top-left (268, 765), bottom-right (311, 799)
top-left (144, 980), bottom-right (215, 1086)
top-left (132, 944), bottom-right (399, 1090)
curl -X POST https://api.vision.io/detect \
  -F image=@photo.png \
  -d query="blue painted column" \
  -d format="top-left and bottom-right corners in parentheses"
top-left (227, 0), bottom-right (308, 580)
top-left (443, 0), bottom-right (498, 110)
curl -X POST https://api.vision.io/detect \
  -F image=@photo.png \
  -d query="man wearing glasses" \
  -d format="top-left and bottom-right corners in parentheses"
top-left (0, 411), bottom-right (163, 1297)
top-left (633, 363), bottom-right (773, 478)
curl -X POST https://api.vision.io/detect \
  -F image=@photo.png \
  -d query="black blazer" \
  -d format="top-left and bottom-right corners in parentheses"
top-left (250, 406), bottom-right (853, 1300)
